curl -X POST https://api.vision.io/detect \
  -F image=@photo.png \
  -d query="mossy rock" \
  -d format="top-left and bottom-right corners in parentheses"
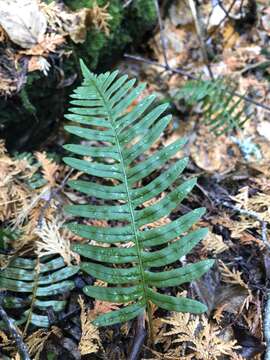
top-left (0, 0), bottom-right (157, 150)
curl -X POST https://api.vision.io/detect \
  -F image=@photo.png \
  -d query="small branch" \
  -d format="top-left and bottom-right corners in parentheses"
top-left (188, 0), bottom-right (214, 79)
top-left (124, 53), bottom-right (270, 113)
top-left (264, 292), bottom-right (270, 360)
top-left (0, 299), bottom-right (30, 360)
top-left (217, 0), bottom-right (237, 20)
top-left (128, 314), bottom-right (146, 360)
top-left (237, 60), bottom-right (270, 75)
top-left (206, 0), bottom-right (238, 42)
top-left (124, 54), bottom-right (196, 79)
top-left (216, 199), bottom-right (270, 250)
top-left (153, 0), bottom-right (169, 69)
top-left (23, 259), bottom-right (40, 336)
top-left (123, 0), bottom-right (133, 8)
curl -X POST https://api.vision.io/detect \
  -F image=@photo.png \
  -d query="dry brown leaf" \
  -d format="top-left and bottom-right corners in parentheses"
top-left (0, 25), bottom-right (6, 42)
top-left (93, 300), bottom-right (120, 317)
top-left (190, 126), bottom-right (240, 173)
top-left (0, 330), bottom-right (9, 345)
top-left (0, 0), bottom-right (47, 48)
top-left (222, 22), bottom-right (240, 49)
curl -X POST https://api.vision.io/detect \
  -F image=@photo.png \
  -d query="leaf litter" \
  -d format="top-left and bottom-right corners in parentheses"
top-left (1, 0), bottom-right (270, 358)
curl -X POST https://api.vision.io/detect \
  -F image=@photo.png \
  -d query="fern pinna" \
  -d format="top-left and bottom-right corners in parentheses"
top-left (63, 61), bottom-right (214, 330)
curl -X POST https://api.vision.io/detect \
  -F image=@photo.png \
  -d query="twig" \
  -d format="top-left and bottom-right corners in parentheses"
top-left (123, 0), bottom-right (133, 8)
top-left (128, 314), bottom-right (146, 360)
top-left (206, 0), bottom-right (238, 41)
top-left (124, 53), bottom-right (270, 112)
top-left (216, 199), bottom-right (270, 250)
top-left (218, 0), bottom-right (237, 20)
top-left (237, 60), bottom-right (270, 75)
top-left (23, 259), bottom-right (40, 336)
top-left (264, 292), bottom-right (270, 360)
top-left (124, 53), bottom-right (196, 78)
top-left (153, 0), bottom-right (169, 69)
top-left (188, 0), bottom-right (214, 79)
top-left (0, 298), bottom-right (30, 360)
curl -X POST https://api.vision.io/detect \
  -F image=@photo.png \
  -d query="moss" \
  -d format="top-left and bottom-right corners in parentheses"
top-left (63, 0), bottom-right (156, 70)
top-left (129, 0), bottom-right (157, 38)
top-left (68, 0), bottom-right (125, 69)
top-left (19, 89), bottom-right (37, 116)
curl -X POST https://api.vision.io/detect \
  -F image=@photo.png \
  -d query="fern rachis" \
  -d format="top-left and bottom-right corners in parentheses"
top-left (63, 60), bottom-right (214, 333)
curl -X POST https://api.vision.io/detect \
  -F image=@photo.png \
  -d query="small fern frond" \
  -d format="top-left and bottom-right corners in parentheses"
top-left (176, 78), bottom-right (249, 136)
top-left (0, 256), bottom-right (79, 327)
top-left (63, 60), bottom-right (214, 329)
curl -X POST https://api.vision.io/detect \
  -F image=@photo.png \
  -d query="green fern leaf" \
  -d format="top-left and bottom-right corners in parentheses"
top-left (176, 78), bottom-right (249, 136)
top-left (0, 256), bottom-right (79, 327)
top-left (64, 60), bottom-right (214, 329)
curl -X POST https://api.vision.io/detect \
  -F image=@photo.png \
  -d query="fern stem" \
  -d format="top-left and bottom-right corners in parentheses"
top-left (146, 302), bottom-right (154, 345)
top-left (0, 298), bottom-right (30, 360)
top-left (23, 258), bottom-right (40, 335)
top-left (90, 77), bottom-right (153, 341)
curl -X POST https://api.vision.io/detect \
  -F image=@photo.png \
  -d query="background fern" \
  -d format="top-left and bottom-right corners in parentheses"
top-left (0, 256), bottom-right (79, 328)
top-left (176, 78), bottom-right (249, 135)
top-left (63, 61), bottom-right (214, 329)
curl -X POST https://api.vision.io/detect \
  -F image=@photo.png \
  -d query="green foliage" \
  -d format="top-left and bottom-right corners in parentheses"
top-left (0, 256), bottom-right (79, 328)
top-left (63, 60), bottom-right (214, 328)
top-left (129, 0), bottom-right (157, 37)
top-left (176, 78), bottom-right (249, 136)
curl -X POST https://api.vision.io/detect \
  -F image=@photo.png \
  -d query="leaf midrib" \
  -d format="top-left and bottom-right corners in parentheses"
top-left (90, 77), bottom-right (148, 308)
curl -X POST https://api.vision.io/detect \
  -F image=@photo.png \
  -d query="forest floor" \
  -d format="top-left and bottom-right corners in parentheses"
top-left (1, 0), bottom-right (270, 359)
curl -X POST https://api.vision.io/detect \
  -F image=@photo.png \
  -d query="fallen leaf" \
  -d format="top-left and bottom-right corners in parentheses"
top-left (257, 121), bottom-right (270, 141)
top-left (223, 22), bottom-right (240, 49)
top-left (0, 0), bottom-right (47, 48)
top-left (190, 126), bottom-right (240, 173)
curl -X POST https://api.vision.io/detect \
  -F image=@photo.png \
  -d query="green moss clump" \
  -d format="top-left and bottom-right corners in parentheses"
top-left (63, 0), bottom-right (156, 70)
top-left (129, 0), bottom-right (157, 39)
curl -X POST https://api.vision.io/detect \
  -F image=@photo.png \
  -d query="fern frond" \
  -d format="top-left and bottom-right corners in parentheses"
top-left (0, 256), bottom-right (79, 327)
top-left (176, 78), bottom-right (249, 136)
top-left (63, 61), bottom-right (214, 329)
